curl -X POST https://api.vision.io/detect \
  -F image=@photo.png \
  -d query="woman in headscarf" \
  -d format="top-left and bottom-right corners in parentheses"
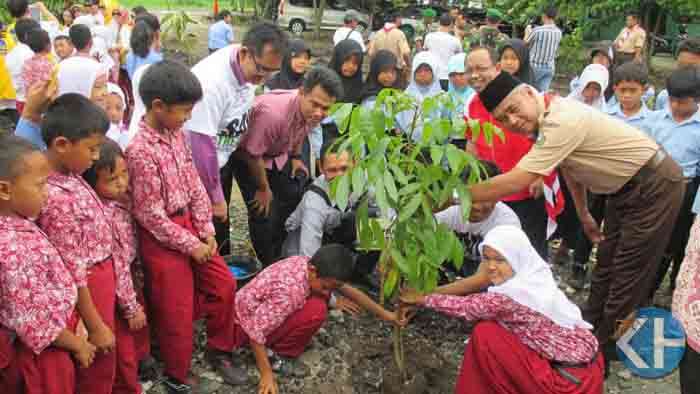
top-left (265, 39), bottom-right (311, 91)
top-left (329, 39), bottom-right (364, 104)
top-left (398, 51), bottom-right (446, 141)
top-left (401, 225), bottom-right (604, 394)
top-left (567, 63), bottom-right (609, 110)
top-left (499, 39), bottom-right (534, 85)
top-left (359, 49), bottom-right (401, 109)
top-left (570, 46), bottom-right (616, 102)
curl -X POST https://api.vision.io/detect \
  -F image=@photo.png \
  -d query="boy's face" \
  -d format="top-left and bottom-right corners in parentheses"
top-left (95, 155), bottom-right (129, 201)
top-left (0, 152), bottom-right (50, 218)
top-left (614, 80), bottom-right (644, 111)
top-left (581, 82), bottom-right (602, 105)
top-left (469, 201), bottom-right (497, 223)
top-left (299, 85), bottom-right (335, 126)
top-left (54, 39), bottom-right (74, 60)
top-left (52, 134), bottom-right (104, 174)
top-left (152, 101), bottom-right (195, 131)
top-left (669, 96), bottom-right (699, 121)
top-left (678, 51), bottom-right (700, 68)
top-left (106, 93), bottom-right (124, 125)
top-left (308, 267), bottom-right (343, 297)
top-left (414, 64), bottom-right (434, 86)
top-left (321, 151), bottom-right (351, 181)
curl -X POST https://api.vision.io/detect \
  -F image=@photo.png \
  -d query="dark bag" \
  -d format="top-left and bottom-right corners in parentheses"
top-left (306, 184), bottom-right (358, 248)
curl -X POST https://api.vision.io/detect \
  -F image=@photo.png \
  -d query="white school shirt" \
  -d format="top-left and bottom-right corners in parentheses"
top-left (435, 202), bottom-right (521, 236)
top-left (185, 45), bottom-right (256, 168)
top-left (424, 31), bottom-right (463, 80)
top-left (5, 43), bottom-right (34, 102)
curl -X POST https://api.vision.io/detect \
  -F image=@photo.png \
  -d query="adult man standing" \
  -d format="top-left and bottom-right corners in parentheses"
top-left (333, 9), bottom-right (365, 52)
top-left (464, 47), bottom-right (548, 258)
top-left (185, 22), bottom-right (288, 253)
top-left (231, 67), bottom-right (344, 266)
top-left (425, 13), bottom-right (463, 91)
top-left (613, 12), bottom-right (646, 66)
top-left (471, 71), bottom-right (685, 371)
top-left (473, 9), bottom-right (508, 50)
top-left (208, 10), bottom-right (235, 54)
top-left (526, 5), bottom-right (562, 92)
top-left (369, 13), bottom-right (411, 87)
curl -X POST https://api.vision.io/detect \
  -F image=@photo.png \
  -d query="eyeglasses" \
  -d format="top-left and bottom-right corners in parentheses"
top-left (251, 54), bottom-right (278, 75)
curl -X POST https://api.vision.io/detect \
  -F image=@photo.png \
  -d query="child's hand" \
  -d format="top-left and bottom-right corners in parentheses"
top-left (205, 236), bottom-right (218, 257)
top-left (191, 243), bottom-right (212, 264)
top-left (89, 324), bottom-right (115, 353)
top-left (258, 372), bottom-right (278, 394)
top-left (128, 310), bottom-right (147, 332)
top-left (74, 338), bottom-right (97, 368)
top-left (335, 295), bottom-right (362, 317)
top-left (399, 288), bottom-right (426, 306)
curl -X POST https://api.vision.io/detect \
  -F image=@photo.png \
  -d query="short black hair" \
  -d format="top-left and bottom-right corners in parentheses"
top-left (0, 135), bottom-right (40, 180)
top-left (461, 160), bottom-right (501, 182)
top-left (242, 22), bottom-right (288, 58)
top-left (83, 139), bottom-right (124, 188)
top-left (309, 244), bottom-right (356, 281)
top-left (613, 62), bottom-right (649, 86)
top-left (7, 0), bottom-right (28, 18)
top-left (139, 60), bottom-right (203, 110)
top-left (69, 24), bottom-right (92, 51)
top-left (135, 13), bottom-right (160, 32)
top-left (303, 66), bottom-right (344, 100)
top-left (132, 5), bottom-right (148, 16)
top-left (14, 18), bottom-right (40, 45)
top-left (42, 94), bottom-right (109, 146)
top-left (26, 28), bottom-right (51, 53)
top-left (667, 66), bottom-right (700, 99)
top-left (54, 34), bottom-right (71, 43)
top-left (130, 19), bottom-right (155, 58)
top-left (439, 13), bottom-right (453, 27)
top-left (320, 138), bottom-right (351, 164)
top-left (678, 38), bottom-right (700, 57)
top-left (217, 10), bottom-right (231, 20)
top-left (544, 5), bottom-right (558, 19)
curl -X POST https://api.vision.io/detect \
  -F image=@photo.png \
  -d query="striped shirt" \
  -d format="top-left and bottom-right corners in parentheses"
top-left (528, 24), bottom-right (562, 67)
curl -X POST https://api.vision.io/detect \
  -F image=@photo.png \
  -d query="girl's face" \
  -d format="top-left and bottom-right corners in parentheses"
top-left (581, 82), bottom-right (602, 105)
top-left (95, 155), bottom-right (129, 202)
top-left (500, 48), bottom-right (521, 76)
top-left (63, 10), bottom-right (74, 25)
top-left (414, 64), bottom-right (434, 86)
top-left (106, 93), bottom-right (125, 125)
top-left (290, 52), bottom-right (310, 75)
top-left (377, 67), bottom-right (397, 88)
top-left (340, 54), bottom-right (360, 78)
top-left (449, 72), bottom-right (469, 89)
top-left (91, 74), bottom-right (108, 110)
top-left (482, 245), bottom-right (514, 286)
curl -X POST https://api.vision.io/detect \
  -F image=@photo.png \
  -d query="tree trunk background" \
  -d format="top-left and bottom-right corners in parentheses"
top-left (313, 0), bottom-right (327, 41)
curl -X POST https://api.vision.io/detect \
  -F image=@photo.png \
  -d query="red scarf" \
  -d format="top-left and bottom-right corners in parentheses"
top-left (541, 93), bottom-right (565, 238)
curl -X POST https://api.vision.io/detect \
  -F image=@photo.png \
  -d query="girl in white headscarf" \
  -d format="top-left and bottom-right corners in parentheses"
top-left (105, 82), bottom-right (129, 148)
top-left (401, 225), bottom-right (604, 394)
top-left (567, 63), bottom-right (609, 110)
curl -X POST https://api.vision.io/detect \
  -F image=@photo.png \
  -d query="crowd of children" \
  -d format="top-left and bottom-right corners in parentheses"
top-left (2, 1), bottom-right (700, 394)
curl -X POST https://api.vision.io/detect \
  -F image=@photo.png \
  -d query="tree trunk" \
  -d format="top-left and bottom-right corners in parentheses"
top-left (313, 0), bottom-right (326, 41)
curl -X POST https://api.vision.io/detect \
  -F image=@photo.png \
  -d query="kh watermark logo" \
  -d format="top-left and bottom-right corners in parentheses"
top-left (616, 307), bottom-right (686, 378)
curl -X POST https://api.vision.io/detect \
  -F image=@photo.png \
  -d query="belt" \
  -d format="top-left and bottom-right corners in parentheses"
top-left (633, 149), bottom-right (667, 181)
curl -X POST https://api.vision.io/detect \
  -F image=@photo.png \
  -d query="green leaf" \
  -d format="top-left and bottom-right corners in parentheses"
top-left (352, 169), bottom-right (365, 197)
top-left (384, 266), bottom-right (399, 299)
top-left (398, 182), bottom-right (422, 197)
top-left (469, 119), bottom-right (481, 142)
top-left (356, 198), bottom-right (371, 249)
top-left (483, 122), bottom-right (494, 146)
top-left (334, 173), bottom-right (351, 212)
top-left (374, 176), bottom-right (389, 216)
top-left (399, 193), bottom-right (423, 222)
top-left (430, 146), bottom-right (444, 166)
top-left (445, 144), bottom-right (466, 175)
top-left (390, 163), bottom-right (409, 185)
top-left (456, 183), bottom-right (472, 222)
top-left (384, 170), bottom-right (398, 203)
top-left (493, 124), bottom-right (506, 143)
top-left (450, 232), bottom-right (464, 270)
top-left (329, 103), bottom-right (354, 133)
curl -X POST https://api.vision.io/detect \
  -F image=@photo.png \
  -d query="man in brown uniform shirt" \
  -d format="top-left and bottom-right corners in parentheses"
top-left (469, 71), bottom-right (685, 364)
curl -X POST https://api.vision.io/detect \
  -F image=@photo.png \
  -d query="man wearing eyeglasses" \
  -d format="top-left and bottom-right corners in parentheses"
top-left (185, 22), bottom-right (287, 257)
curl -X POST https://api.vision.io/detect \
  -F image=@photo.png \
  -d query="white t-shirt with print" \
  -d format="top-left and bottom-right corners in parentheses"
top-left (185, 45), bottom-right (256, 168)
top-left (424, 31), bottom-right (463, 80)
top-left (435, 202), bottom-right (521, 237)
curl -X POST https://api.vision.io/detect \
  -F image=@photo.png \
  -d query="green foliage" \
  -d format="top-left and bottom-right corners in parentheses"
top-left (160, 10), bottom-right (199, 59)
top-left (328, 89), bottom-right (499, 300)
top-left (556, 27), bottom-right (587, 78)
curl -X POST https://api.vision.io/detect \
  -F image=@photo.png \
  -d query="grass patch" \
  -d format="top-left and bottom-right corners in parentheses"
top-left (119, 0), bottom-right (256, 11)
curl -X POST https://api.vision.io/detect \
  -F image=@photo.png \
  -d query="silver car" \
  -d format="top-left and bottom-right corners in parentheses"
top-left (278, 0), bottom-right (370, 34)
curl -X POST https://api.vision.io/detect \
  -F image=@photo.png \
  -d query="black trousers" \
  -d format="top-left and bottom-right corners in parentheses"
top-left (681, 344), bottom-right (700, 394)
top-left (553, 179), bottom-right (581, 248)
top-left (504, 197), bottom-right (548, 259)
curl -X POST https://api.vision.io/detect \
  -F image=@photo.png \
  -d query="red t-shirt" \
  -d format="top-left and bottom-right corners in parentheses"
top-left (465, 95), bottom-right (534, 202)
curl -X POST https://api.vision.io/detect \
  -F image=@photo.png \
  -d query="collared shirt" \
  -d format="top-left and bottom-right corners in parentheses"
top-left (208, 20), bottom-right (234, 51)
top-left (435, 202), bottom-right (521, 236)
top-left (517, 96), bottom-right (658, 194)
top-left (239, 90), bottom-right (312, 170)
top-left (655, 89), bottom-right (669, 111)
top-left (641, 109), bottom-right (700, 178)
top-left (102, 198), bottom-right (141, 318)
top-left (38, 172), bottom-right (115, 288)
top-left (126, 120), bottom-right (215, 256)
top-left (614, 25), bottom-right (646, 54)
top-left (425, 292), bottom-right (599, 364)
top-left (0, 216), bottom-right (77, 355)
top-left (235, 256), bottom-right (311, 345)
top-left (605, 101), bottom-right (652, 129)
top-left (125, 49), bottom-right (163, 80)
top-left (14, 118), bottom-right (46, 150)
top-left (527, 24), bottom-right (562, 67)
top-left (369, 26), bottom-right (411, 69)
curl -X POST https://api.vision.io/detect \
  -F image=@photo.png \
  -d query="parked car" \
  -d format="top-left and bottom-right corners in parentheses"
top-left (278, 0), bottom-right (370, 34)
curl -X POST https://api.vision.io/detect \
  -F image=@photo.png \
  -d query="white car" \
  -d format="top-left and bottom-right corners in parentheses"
top-left (278, 0), bottom-right (370, 34)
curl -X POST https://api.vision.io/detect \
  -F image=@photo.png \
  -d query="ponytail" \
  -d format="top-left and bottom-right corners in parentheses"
top-left (130, 20), bottom-right (154, 58)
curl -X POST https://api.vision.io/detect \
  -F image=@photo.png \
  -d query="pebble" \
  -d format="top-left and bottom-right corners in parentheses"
top-left (197, 378), bottom-right (221, 394)
top-left (200, 371), bottom-right (224, 383)
top-left (617, 369), bottom-right (633, 380)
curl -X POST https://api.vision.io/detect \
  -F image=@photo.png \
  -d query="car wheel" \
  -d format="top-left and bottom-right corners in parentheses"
top-left (289, 19), bottom-right (306, 34)
top-left (357, 22), bottom-right (367, 33)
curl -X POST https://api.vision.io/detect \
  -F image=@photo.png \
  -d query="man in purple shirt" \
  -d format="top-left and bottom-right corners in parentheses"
top-left (230, 66), bottom-right (344, 265)
top-left (185, 22), bottom-right (288, 254)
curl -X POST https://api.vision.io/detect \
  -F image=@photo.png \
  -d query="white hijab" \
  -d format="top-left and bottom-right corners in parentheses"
top-left (125, 63), bottom-right (151, 148)
top-left (57, 56), bottom-right (107, 98)
top-left (480, 225), bottom-right (593, 330)
top-left (405, 51), bottom-right (443, 102)
top-left (567, 63), bottom-right (609, 110)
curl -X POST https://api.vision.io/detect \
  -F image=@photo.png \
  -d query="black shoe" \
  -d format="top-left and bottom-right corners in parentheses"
top-left (570, 264), bottom-right (588, 290)
top-left (163, 376), bottom-right (196, 394)
top-left (138, 355), bottom-right (159, 381)
top-left (205, 349), bottom-right (248, 385)
top-left (269, 353), bottom-right (309, 378)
